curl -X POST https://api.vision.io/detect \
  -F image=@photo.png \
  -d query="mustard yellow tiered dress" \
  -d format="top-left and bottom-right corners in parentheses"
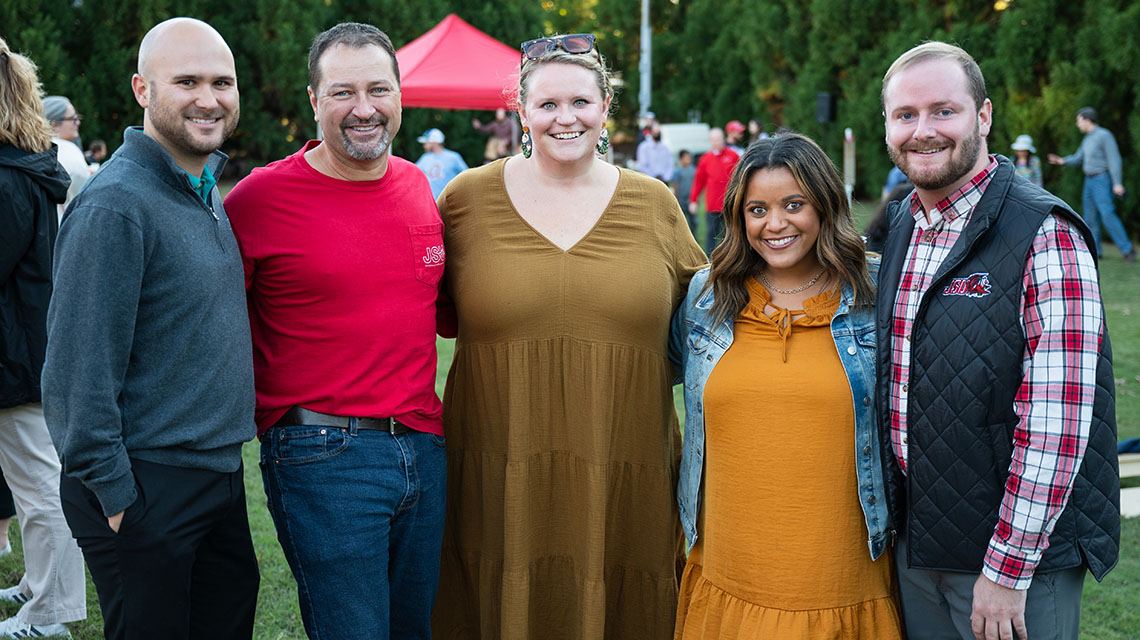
top-left (433, 160), bottom-right (707, 639)
top-left (675, 279), bottom-right (902, 640)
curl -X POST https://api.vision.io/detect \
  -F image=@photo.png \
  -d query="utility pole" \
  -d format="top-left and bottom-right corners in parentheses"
top-left (639, 0), bottom-right (651, 118)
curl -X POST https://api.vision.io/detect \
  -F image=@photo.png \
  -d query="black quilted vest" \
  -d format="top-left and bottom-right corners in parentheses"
top-left (876, 156), bottom-right (1120, 580)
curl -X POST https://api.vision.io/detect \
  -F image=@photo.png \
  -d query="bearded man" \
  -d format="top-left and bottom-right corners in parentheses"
top-left (876, 41), bottom-right (1118, 640)
top-left (42, 17), bottom-right (258, 640)
top-left (224, 22), bottom-right (448, 640)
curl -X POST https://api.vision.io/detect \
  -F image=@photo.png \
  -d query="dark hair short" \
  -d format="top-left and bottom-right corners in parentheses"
top-left (1077, 107), bottom-right (1097, 124)
top-left (308, 22), bottom-right (398, 92)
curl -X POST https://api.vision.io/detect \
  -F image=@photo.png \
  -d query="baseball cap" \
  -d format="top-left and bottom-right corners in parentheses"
top-left (417, 128), bottom-right (445, 144)
top-left (725, 120), bottom-right (745, 134)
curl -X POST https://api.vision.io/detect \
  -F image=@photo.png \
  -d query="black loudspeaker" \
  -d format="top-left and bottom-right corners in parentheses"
top-left (815, 92), bottom-right (835, 123)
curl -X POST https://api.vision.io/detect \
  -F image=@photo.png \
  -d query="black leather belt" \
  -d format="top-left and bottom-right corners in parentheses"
top-left (272, 407), bottom-right (409, 434)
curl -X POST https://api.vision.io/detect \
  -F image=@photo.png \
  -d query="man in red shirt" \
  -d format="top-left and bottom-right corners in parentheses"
top-left (225, 22), bottom-right (447, 640)
top-left (688, 126), bottom-right (740, 252)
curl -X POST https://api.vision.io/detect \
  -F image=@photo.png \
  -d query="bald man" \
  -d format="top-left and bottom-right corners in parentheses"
top-left (42, 18), bottom-right (258, 639)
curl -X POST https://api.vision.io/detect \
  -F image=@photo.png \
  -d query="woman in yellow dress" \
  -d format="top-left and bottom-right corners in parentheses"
top-left (670, 133), bottom-right (902, 639)
top-left (432, 34), bottom-right (706, 639)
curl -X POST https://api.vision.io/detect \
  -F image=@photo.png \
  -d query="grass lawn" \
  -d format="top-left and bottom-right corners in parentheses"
top-left (5, 201), bottom-right (1136, 639)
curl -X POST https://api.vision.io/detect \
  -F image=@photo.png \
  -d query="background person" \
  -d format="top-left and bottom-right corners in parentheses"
top-left (724, 119), bottom-right (746, 154)
top-left (881, 164), bottom-right (908, 200)
top-left (432, 32), bottom-right (706, 639)
top-left (1010, 134), bottom-right (1042, 187)
top-left (864, 181), bottom-right (914, 254)
top-left (747, 117), bottom-right (768, 143)
top-left (673, 149), bottom-right (697, 235)
top-left (636, 120), bottom-right (673, 182)
top-left (41, 95), bottom-right (88, 213)
top-left (415, 127), bottom-right (467, 199)
top-left (0, 36), bottom-right (87, 640)
top-left (637, 109), bottom-right (657, 144)
top-left (84, 138), bottom-right (106, 170)
top-left (1048, 107), bottom-right (1136, 262)
top-left (472, 107), bottom-right (518, 162)
top-left (671, 133), bottom-right (900, 639)
top-left (689, 127), bottom-right (740, 253)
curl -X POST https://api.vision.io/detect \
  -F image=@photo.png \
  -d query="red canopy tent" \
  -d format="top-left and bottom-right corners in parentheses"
top-left (396, 14), bottom-right (520, 111)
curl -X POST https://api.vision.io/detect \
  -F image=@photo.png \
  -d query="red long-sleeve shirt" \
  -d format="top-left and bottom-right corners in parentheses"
top-left (689, 147), bottom-right (740, 213)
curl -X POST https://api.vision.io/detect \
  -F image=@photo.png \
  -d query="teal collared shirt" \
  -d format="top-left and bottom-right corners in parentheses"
top-left (181, 165), bottom-right (217, 203)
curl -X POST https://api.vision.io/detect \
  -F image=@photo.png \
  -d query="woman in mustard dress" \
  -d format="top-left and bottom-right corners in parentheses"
top-left (670, 133), bottom-right (902, 639)
top-left (432, 34), bottom-right (706, 639)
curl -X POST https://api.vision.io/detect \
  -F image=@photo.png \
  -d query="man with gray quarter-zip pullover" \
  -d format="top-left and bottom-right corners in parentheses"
top-left (41, 17), bottom-right (259, 640)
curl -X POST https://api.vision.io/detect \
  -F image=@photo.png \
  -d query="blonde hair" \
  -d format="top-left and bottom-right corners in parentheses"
top-left (882, 41), bottom-right (987, 112)
top-left (515, 38), bottom-right (614, 116)
top-left (0, 38), bottom-right (53, 153)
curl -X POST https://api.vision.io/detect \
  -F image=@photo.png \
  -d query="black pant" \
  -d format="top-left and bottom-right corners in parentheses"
top-left (60, 458), bottom-right (259, 640)
top-left (705, 210), bottom-right (725, 254)
top-left (0, 466), bottom-right (13, 520)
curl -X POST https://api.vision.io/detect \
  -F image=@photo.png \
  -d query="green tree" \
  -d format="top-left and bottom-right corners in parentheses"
top-left (4, 0), bottom-right (1139, 242)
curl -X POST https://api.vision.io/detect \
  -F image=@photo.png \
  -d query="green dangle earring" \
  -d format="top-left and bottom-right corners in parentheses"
top-left (521, 126), bottom-right (533, 159)
top-left (595, 127), bottom-right (609, 155)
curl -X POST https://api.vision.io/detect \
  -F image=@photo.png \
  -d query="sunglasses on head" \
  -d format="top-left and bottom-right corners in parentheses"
top-left (520, 34), bottom-right (597, 61)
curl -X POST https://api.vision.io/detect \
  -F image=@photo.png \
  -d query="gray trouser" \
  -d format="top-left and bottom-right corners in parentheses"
top-left (0, 403), bottom-right (86, 625)
top-left (896, 531), bottom-right (1083, 640)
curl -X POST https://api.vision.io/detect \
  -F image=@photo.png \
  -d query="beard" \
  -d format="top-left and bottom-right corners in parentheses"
top-left (147, 87), bottom-right (238, 157)
top-left (340, 115), bottom-right (390, 161)
top-left (888, 124), bottom-right (983, 192)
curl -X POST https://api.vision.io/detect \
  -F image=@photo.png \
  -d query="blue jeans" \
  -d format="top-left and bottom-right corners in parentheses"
top-left (678, 196), bottom-right (698, 239)
top-left (1082, 173), bottom-right (1133, 257)
top-left (705, 211), bottom-right (725, 254)
top-left (260, 421), bottom-right (446, 640)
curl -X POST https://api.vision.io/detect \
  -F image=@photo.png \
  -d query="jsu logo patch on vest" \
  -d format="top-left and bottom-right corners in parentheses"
top-left (942, 272), bottom-right (991, 298)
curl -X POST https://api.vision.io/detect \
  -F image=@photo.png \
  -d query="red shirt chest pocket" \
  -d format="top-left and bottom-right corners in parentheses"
top-left (409, 223), bottom-right (445, 287)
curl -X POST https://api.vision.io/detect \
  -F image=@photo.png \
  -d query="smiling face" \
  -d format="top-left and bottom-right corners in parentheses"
top-left (133, 21), bottom-right (239, 170)
top-left (743, 167), bottom-right (822, 279)
top-left (310, 43), bottom-right (402, 164)
top-left (518, 62), bottom-right (609, 165)
top-left (883, 57), bottom-right (991, 203)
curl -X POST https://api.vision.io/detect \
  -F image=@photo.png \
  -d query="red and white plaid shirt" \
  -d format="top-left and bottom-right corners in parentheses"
top-left (887, 157), bottom-right (1103, 589)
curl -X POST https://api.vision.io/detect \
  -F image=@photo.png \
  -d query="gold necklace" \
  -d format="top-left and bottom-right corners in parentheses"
top-left (759, 267), bottom-right (825, 294)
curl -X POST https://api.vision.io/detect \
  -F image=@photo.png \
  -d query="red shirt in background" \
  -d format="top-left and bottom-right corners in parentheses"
top-left (224, 140), bottom-right (445, 436)
top-left (689, 147), bottom-right (741, 213)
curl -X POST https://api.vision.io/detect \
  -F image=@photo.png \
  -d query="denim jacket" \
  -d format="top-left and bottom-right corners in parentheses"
top-left (669, 258), bottom-right (892, 560)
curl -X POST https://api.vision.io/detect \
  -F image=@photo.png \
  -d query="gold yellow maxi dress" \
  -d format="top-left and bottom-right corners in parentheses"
top-left (433, 160), bottom-right (707, 639)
